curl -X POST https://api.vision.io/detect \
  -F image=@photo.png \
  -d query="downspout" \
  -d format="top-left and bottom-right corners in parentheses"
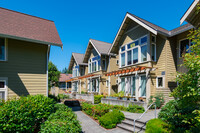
top-left (108, 55), bottom-right (111, 96)
top-left (46, 45), bottom-right (50, 97)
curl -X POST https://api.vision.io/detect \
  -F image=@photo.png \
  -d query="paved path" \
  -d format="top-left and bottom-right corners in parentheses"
top-left (72, 107), bottom-right (129, 133)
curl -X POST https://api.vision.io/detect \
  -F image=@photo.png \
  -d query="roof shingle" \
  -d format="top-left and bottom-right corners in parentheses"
top-left (0, 7), bottom-right (62, 46)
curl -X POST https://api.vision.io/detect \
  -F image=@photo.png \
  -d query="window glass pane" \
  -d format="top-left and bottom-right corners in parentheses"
top-left (152, 44), bottom-right (156, 61)
top-left (133, 48), bottom-right (138, 64)
top-left (102, 60), bottom-right (106, 70)
top-left (127, 50), bottom-right (132, 65)
top-left (180, 39), bottom-right (189, 57)
top-left (127, 40), bottom-right (139, 49)
top-left (141, 36), bottom-right (147, 44)
top-left (141, 45), bottom-right (147, 62)
top-left (131, 77), bottom-right (136, 96)
top-left (0, 81), bottom-right (5, 88)
top-left (121, 78), bottom-right (125, 92)
top-left (98, 60), bottom-right (101, 71)
top-left (121, 53), bottom-right (125, 67)
top-left (0, 38), bottom-right (5, 60)
top-left (0, 91), bottom-right (5, 101)
top-left (158, 77), bottom-right (163, 87)
top-left (140, 76), bottom-right (146, 96)
top-left (121, 46), bottom-right (125, 52)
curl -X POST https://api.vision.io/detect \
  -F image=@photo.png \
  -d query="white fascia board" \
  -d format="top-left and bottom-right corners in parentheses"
top-left (127, 14), bottom-right (157, 35)
top-left (89, 40), bottom-right (101, 56)
top-left (180, 0), bottom-right (200, 25)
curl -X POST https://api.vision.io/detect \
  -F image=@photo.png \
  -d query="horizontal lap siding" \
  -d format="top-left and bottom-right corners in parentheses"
top-left (0, 39), bottom-right (48, 98)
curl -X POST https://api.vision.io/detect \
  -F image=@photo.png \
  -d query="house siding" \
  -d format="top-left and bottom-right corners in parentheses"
top-left (0, 38), bottom-right (48, 98)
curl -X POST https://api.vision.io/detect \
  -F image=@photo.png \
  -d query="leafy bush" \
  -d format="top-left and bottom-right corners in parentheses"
top-left (0, 95), bottom-right (55, 133)
top-left (94, 95), bottom-right (104, 104)
top-left (81, 102), bottom-right (94, 116)
top-left (58, 94), bottom-right (69, 99)
top-left (158, 100), bottom-right (178, 122)
top-left (48, 94), bottom-right (60, 102)
top-left (146, 119), bottom-right (169, 133)
top-left (99, 110), bottom-right (125, 129)
top-left (126, 104), bottom-right (145, 113)
top-left (148, 93), bottom-right (165, 109)
top-left (40, 104), bottom-right (81, 133)
top-left (112, 105), bottom-right (127, 111)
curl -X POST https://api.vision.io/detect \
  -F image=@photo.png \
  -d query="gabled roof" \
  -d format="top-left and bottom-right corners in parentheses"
top-left (59, 74), bottom-right (72, 82)
top-left (0, 7), bottom-right (62, 47)
top-left (180, 0), bottom-right (200, 26)
top-left (83, 39), bottom-right (112, 63)
top-left (68, 53), bottom-right (87, 70)
top-left (109, 12), bottom-right (193, 54)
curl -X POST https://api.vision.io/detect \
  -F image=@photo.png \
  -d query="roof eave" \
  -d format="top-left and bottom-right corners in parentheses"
top-left (0, 33), bottom-right (63, 47)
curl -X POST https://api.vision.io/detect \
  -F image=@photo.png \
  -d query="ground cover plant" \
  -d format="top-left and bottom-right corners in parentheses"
top-left (145, 119), bottom-right (169, 133)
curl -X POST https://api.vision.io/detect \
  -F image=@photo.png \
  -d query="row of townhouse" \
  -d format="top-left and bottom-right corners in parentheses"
top-left (67, 0), bottom-right (200, 103)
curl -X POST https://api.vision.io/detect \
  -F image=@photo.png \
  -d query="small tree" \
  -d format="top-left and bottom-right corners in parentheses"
top-left (169, 27), bottom-right (200, 132)
top-left (48, 61), bottom-right (61, 88)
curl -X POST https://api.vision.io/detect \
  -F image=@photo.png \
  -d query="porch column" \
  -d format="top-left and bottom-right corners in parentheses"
top-left (146, 69), bottom-right (151, 103)
top-left (135, 72), bottom-right (139, 101)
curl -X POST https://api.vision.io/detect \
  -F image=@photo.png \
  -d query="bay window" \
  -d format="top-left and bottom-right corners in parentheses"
top-left (119, 35), bottom-right (148, 67)
top-left (88, 55), bottom-right (101, 73)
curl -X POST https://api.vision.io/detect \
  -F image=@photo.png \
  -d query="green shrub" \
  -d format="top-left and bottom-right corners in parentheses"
top-left (146, 119), bottom-right (169, 133)
top-left (112, 105), bottom-right (127, 111)
top-left (48, 94), bottom-right (60, 102)
top-left (81, 102), bottom-right (94, 116)
top-left (40, 104), bottom-right (81, 133)
top-left (126, 104), bottom-right (145, 113)
top-left (94, 95), bottom-right (104, 104)
top-left (99, 110), bottom-right (125, 129)
top-left (158, 100), bottom-right (178, 122)
top-left (0, 95), bottom-right (55, 133)
top-left (58, 94), bottom-right (69, 99)
top-left (148, 93), bottom-right (165, 109)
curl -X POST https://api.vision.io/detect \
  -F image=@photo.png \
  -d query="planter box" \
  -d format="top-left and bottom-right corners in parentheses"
top-left (76, 94), bottom-right (94, 104)
top-left (101, 98), bottom-right (147, 110)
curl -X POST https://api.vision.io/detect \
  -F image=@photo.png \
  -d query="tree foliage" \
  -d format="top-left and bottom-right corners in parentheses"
top-left (61, 67), bottom-right (72, 74)
top-left (48, 61), bottom-right (61, 88)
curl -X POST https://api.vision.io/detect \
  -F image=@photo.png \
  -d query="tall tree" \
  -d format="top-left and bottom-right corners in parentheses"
top-left (48, 61), bottom-right (61, 88)
top-left (61, 67), bottom-right (72, 74)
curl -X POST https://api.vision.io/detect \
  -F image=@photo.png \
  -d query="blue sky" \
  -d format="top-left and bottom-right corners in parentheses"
top-left (1, 0), bottom-right (193, 71)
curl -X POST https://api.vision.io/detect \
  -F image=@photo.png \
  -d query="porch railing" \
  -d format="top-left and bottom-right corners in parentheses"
top-left (133, 102), bottom-right (156, 133)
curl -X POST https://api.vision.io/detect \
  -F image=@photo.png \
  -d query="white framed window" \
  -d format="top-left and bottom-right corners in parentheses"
top-left (106, 80), bottom-right (109, 87)
top-left (0, 78), bottom-right (8, 101)
top-left (119, 35), bottom-right (148, 68)
top-left (156, 76), bottom-right (165, 88)
top-left (179, 39), bottom-right (192, 58)
top-left (88, 55), bottom-right (101, 73)
top-left (0, 38), bottom-right (7, 61)
top-left (72, 65), bottom-right (79, 77)
top-left (151, 35), bottom-right (156, 61)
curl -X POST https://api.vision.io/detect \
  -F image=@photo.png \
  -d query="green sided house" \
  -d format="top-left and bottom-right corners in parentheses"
top-left (0, 7), bottom-right (62, 100)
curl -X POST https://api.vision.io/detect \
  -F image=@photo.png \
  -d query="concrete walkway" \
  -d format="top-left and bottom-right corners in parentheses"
top-left (72, 107), bottom-right (129, 133)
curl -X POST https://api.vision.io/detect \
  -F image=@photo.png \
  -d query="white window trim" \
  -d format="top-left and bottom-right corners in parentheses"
top-left (0, 77), bottom-right (8, 101)
top-left (0, 38), bottom-right (7, 61)
top-left (179, 38), bottom-right (192, 58)
top-left (72, 65), bottom-right (79, 77)
top-left (156, 76), bottom-right (165, 88)
top-left (139, 74), bottom-right (146, 98)
top-left (119, 35), bottom-right (148, 68)
top-left (151, 35), bottom-right (156, 62)
top-left (88, 55), bottom-right (101, 73)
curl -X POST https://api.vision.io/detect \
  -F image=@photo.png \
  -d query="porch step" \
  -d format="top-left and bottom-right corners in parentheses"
top-left (117, 118), bottom-right (146, 133)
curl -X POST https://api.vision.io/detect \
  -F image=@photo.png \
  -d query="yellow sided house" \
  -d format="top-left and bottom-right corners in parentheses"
top-left (0, 8), bottom-right (62, 100)
top-left (106, 12), bottom-right (194, 103)
top-left (68, 39), bottom-right (112, 95)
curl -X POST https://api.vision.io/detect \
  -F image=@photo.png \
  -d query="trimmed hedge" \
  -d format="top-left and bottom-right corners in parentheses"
top-left (126, 104), bottom-right (145, 113)
top-left (99, 110), bottom-right (125, 129)
top-left (146, 119), bottom-right (169, 133)
top-left (0, 95), bottom-right (55, 133)
top-left (40, 104), bottom-right (81, 133)
top-left (94, 95), bottom-right (104, 104)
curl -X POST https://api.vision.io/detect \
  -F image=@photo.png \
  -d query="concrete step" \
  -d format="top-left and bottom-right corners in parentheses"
top-left (117, 123), bottom-right (145, 133)
top-left (121, 119), bottom-right (146, 130)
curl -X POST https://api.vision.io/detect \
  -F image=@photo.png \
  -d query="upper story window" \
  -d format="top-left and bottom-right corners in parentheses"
top-left (88, 55), bottom-right (101, 73)
top-left (179, 39), bottom-right (192, 57)
top-left (72, 65), bottom-right (79, 77)
top-left (151, 35), bottom-right (156, 61)
top-left (119, 35), bottom-right (148, 67)
top-left (0, 38), bottom-right (6, 61)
